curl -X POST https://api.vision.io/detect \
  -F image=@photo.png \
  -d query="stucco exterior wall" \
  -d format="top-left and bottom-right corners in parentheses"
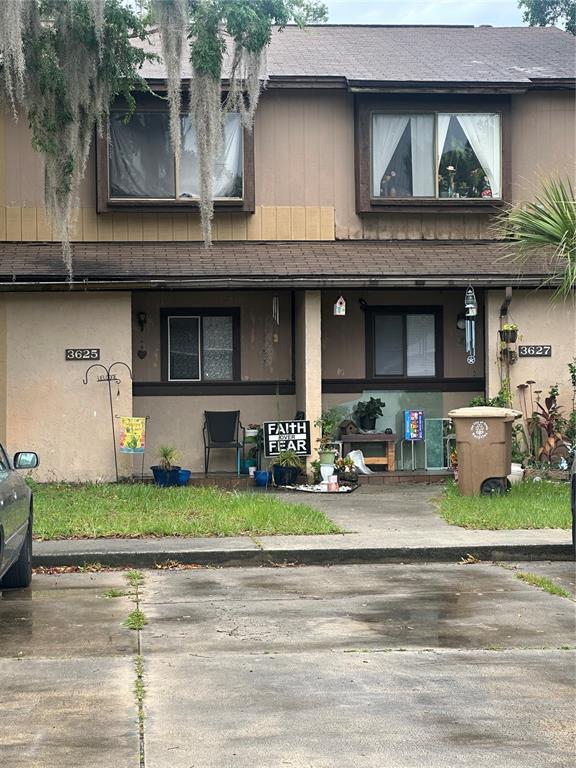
top-left (134, 393), bottom-right (295, 474)
top-left (486, 289), bottom-right (576, 412)
top-left (0, 292), bottom-right (133, 481)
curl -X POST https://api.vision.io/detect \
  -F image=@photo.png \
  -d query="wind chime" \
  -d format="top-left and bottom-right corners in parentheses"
top-left (464, 285), bottom-right (477, 365)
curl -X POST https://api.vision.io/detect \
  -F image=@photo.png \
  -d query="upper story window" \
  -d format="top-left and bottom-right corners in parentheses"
top-left (355, 95), bottom-right (509, 213)
top-left (97, 98), bottom-right (254, 214)
top-left (372, 113), bottom-right (501, 201)
top-left (109, 112), bottom-right (243, 201)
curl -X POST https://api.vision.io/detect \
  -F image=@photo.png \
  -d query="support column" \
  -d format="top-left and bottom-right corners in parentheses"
top-left (294, 290), bottom-right (322, 474)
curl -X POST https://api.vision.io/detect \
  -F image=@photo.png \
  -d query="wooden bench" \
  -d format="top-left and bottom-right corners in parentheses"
top-left (341, 433), bottom-right (396, 472)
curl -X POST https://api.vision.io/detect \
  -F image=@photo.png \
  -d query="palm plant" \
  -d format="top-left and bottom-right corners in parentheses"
top-left (498, 177), bottom-right (576, 298)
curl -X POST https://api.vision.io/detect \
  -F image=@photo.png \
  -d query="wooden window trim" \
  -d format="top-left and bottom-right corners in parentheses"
top-left (365, 305), bottom-right (444, 380)
top-left (160, 308), bottom-right (241, 383)
top-left (355, 94), bottom-right (511, 214)
top-left (97, 103), bottom-right (254, 215)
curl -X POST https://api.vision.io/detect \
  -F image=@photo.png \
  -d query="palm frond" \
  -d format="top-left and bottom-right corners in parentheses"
top-left (497, 177), bottom-right (576, 299)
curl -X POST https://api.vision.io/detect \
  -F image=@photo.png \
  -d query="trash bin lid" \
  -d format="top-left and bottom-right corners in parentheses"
top-left (448, 406), bottom-right (522, 420)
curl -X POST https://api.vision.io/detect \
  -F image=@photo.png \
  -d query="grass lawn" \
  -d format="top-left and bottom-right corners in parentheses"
top-left (30, 482), bottom-right (341, 540)
top-left (437, 480), bottom-right (571, 530)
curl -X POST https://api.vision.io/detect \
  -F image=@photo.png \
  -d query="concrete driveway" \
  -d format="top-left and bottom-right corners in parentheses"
top-left (0, 562), bottom-right (574, 767)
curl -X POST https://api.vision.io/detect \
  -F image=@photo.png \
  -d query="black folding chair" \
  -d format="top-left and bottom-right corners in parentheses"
top-left (203, 411), bottom-right (243, 476)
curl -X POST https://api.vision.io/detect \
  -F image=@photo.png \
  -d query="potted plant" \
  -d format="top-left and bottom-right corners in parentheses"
top-left (499, 323), bottom-right (519, 344)
top-left (272, 449), bottom-right (304, 487)
top-left (335, 456), bottom-right (358, 486)
top-left (150, 445), bottom-right (181, 487)
top-left (353, 397), bottom-right (385, 431)
top-left (244, 424), bottom-right (259, 443)
top-left (314, 408), bottom-right (342, 463)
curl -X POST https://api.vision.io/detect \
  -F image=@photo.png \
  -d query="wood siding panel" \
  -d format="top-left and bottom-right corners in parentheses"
top-left (97, 214), bottom-right (114, 241)
top-left (127, 214), bottom-right (144, 241)
top-left (291, 207), bottom-right (306, 240)
top-left (305, 207), bottom-right (321, 240)
top-left (276, 207), bottom-right (292, 240)
top-left (2, 205), bottom-right (336, 242)
top-left (82, 208), bottom-right (99, 241)
top-left (5, 208), bottom-right (21, 240)
top-left (215, 214), bottom-right (233, 241)
top-left (37, 208), bottom-right (52, 241)
top-left (231, 215), bottom-right (248, 241)
top-left (261, 207), bottom-right (277, 240)
top-left (172, 215), bottom-right (188, 240)
top-left (187, 215), bottom-right (202, 240)
top-left (70, 209), bottom-right (83, 242)
top-left (320, 207), bottom-right (335, 240)
top-left (246, 207), bottom-right (262, 240)
top-left (142, 215), bottom-right (159, 241)
top-left (21, 207), bottom-right (37, 240)
top-left (157, 214), bottom-right (174, 241)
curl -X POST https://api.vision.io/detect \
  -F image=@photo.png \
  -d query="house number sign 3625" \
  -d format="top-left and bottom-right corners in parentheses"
top-left (518, 345), bottom-right (552, 357)
top-left (65, 348), bottom-right (100, 361)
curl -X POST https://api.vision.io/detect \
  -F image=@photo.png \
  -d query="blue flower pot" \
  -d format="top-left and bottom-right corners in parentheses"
top-left (176, 469), bottom-right (191, 486)
top-left (254, 470), bottom-right (272, 487)
top-left (151, 466), bottom-right (181, 487)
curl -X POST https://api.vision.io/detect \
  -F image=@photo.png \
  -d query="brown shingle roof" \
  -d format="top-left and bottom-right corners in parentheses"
top-left (0, 240), bottom-right (556, 288)
top-left (138, 25), bottom-right (575, 85)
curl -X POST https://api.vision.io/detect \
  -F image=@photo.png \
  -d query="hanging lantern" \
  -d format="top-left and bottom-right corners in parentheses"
top-left (334, 296), bottom-right (346, 316)
top-left (464, 286), bottom-right (477, 365)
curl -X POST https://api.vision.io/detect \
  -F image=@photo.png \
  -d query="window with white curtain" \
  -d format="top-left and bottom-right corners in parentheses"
top-left (372, 113), bottom-right (501, 200)
top-left (370, 310), bottom-right (438, 378)
top-left (110, 111), bottom-right (243, 200)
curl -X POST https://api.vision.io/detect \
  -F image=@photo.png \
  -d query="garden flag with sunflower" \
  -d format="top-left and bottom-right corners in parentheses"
top-left (119, 417), bottom-right (146, 454)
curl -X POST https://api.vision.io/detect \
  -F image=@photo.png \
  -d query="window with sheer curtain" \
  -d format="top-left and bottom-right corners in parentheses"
top-left (369, 310), bottom-right (439, 378)
top-left (110, 112), bottom-right (243, 200)
top-left (372, 113), bottom-right (501, 200)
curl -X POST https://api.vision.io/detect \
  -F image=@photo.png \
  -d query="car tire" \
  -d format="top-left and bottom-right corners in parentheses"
top-left (0, 513), bottom-right (32, 589)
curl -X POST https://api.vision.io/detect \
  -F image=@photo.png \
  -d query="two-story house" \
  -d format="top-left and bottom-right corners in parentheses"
top-left (0, 24), bottom-right (574, 481)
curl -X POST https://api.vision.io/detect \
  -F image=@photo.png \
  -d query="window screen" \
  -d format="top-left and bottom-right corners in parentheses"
top-left (374, 315), bottom-right (404, 376)
top-left (169, 317), bottom-right (200, 380)
top-left (202, 316), bottom-right (234, 380)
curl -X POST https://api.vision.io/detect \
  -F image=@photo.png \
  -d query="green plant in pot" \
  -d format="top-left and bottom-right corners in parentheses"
top-left (499, 323), bottom-right (519, 344)
top-left (272, 450), bottom-right (305, 487)
top-left (151, 445), bottom-right (181, 487)
top-left (353, 397), bottom-right (386, 431)
top-left (335, 456), bottom-right (358, 486)
top-left (314, 408), bottom-right (341, 463)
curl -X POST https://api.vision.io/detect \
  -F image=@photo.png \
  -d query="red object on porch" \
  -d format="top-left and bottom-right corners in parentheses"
top-left (341, 433), bottom-right (397, 472)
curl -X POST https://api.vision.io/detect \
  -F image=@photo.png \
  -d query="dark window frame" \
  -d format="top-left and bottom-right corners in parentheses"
top-left (161, 308), bottom-right (241, 383)
top-left (355, 94), bottom-right (511, 214)
top-left (365, 305), bottom-right (444, 380)
top-left (97, 94), bottom-right (254, 214)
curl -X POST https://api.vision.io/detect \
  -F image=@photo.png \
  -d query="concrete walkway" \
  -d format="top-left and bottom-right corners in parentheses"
top-left (33, 485), bottom-right (574, 567)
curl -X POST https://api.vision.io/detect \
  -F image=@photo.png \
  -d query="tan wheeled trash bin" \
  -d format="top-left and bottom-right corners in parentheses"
top-left (448, 407), bottom-right (522, 496)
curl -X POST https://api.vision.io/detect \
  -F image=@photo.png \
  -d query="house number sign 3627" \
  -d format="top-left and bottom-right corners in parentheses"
top-left (65, 348), bottom-right (100, 361)
top-left (518, 345), bottom-right (552, 357)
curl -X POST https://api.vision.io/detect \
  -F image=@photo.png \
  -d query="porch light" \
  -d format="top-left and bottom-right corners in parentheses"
top-left (137, 311), bottom-right (147, 332)
top-left (334, 296), bottom-right (346, 316)
top-left (456, 312), bottom-right (466, 330)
